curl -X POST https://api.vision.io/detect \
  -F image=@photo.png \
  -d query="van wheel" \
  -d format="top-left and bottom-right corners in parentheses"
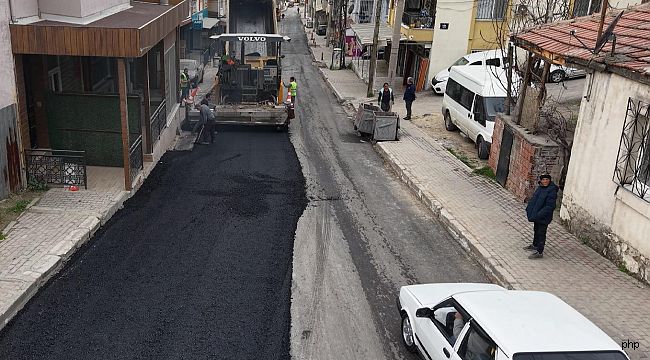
top-left (444, 111), bottom-right (457, 131)
top-left (477, 136), bottom-right (489, 159)
top-left (401, 313), bottom-right (417, 353)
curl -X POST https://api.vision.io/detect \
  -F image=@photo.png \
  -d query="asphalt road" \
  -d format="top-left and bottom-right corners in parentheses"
top-left (279, 10), bottom-right (489, 360)
top-left (0, 130), bottom-right (306, 359)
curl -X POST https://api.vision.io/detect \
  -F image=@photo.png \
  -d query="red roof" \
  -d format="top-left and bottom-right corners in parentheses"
top-left (513, 2), bottom-right (650, 83)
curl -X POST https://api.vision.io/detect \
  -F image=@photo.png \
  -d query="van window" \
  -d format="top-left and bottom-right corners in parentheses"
top-left (484, 97), bottom-right (506, 119)
top-left (446, 78), bottom-right (463, 102)
top-left (485, 58), bottom-right (501, 67)
top-left (459, 87), bottom-right (475, 111)
top-left (452, 57), bottom-right (470, 66)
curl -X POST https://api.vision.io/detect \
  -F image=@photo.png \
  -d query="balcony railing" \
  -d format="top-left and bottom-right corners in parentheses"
top-left (129, 135), bottom-right (144, 185)
top-left (26, 149), bottom-right (87, 189)
top-left (150, 100), bottom-right (167, 146)
top-left (402, 12), bottom-right (434, 29)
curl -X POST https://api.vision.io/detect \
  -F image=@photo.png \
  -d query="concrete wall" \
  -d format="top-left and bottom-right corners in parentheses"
top-left (8, 0), bottom-right (39, 21)
top-left (81, 0), bottom-right (130, 18)
top-left (427, 0), bottom-right (472, 81)
top-left (38, 0), bottom-right (82, 18)
top-left (560, 71), bottom-right (650, 282)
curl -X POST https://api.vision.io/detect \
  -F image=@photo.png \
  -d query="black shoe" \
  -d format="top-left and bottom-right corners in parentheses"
top-left (528, 252), bottom-right (543, 259)
top-left (523, 245), bottom-right (536, 251)
top-left (403, 117), bottom-right (411, 120)
top-left (200, 141), bottom-right (210, 145)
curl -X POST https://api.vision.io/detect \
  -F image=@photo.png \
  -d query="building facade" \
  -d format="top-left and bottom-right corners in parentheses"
top-left (8, 0), bottom-right (189, 191)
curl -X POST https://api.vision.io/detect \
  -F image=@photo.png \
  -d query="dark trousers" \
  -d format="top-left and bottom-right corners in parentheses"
top-left (405, 100), bottom-right (413, 118)
top-left (533, 223), bottom-right (548, 254)
top-left (194, 121), bottom-right (215, 143)
top-left (380, 101), bottom-right (391, 112)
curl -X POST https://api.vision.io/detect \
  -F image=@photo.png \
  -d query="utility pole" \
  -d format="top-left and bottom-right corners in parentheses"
top-left (339, 0), bottom-right (348, 68)
top-left (387, 0), bottom-right (405, 82)
top-left (367, 0), bottom-right (383, 96)
top-left (326, 0), bottom-right (333, 46)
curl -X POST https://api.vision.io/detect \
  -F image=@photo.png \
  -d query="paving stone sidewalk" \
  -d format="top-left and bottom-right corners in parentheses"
top-left (0, 188), bottom-right (130, 331)
top-left (296, 13), bottom-right (650, 358)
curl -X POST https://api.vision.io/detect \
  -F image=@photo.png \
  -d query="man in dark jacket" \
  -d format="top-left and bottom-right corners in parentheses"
top-left (403, 77), bottom-right (416, 120)
top-left (377, 82), bottom-right (394, 112)
top-left (524, 174), bottom-right (559, 259)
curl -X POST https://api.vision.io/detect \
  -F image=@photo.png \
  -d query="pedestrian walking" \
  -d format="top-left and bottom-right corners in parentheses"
top-left (403, 77), bottom-right (416, 120)
top-left (377, 82), bottom-right (394, 112)
top-left (524, 174), bottom-right (559, 259)
top-left (194, 103), bottom-right (216, 144)
top-left (180, 68), bottom-right (190, 106)
top-left (284, 76), bottom-right (297, 103)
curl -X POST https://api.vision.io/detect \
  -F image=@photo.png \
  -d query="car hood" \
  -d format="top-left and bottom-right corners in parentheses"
top-left (403, 283), bottom-right (505, 307)
top-left (435, 68), bottom-right (450, 82)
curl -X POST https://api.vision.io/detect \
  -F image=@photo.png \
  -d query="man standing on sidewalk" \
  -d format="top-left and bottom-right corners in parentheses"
top-left (524, 174), bottom-right (559, 259)
top-left (377, 83), bottom-right (394, 112)
top-left (403, 77), bottom-right (416, 120)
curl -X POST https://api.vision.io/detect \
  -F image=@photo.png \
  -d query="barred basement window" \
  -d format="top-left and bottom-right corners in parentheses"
top-left (614, 98), bottom-right (650, 201)
top-left (476, 0), bottom-right (508, 20)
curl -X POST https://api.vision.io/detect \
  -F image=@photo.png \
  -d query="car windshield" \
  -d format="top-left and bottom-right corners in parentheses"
top-left (514, 351), bottom-right (628, 360)
top-left (484, 97), bottom-right (506, 119)
top-left (452, 57), bottom-right (469, 66)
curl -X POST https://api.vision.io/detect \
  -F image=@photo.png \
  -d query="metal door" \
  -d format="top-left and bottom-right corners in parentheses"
top-left (496, 126), bottom-right (513, 186)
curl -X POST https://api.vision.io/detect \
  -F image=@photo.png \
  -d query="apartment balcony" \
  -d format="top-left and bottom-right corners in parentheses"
top-left (400, 11), bottom-right (434, 43)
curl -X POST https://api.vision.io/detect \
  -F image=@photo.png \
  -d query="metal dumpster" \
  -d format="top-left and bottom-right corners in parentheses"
top-left (372, 111), bottom-right (399, 141)
top-left (354, 103), bottom-right (380, 135)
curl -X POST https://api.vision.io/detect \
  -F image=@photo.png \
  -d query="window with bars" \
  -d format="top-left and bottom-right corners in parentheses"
top-left (573, 0), bottom-right (602, 17)
top-left (476, 0), bottom-right (508, 20)
top-left (359, 0), bottom-right (373, 23)
top-left (614, 98), bottom-right (650, 201)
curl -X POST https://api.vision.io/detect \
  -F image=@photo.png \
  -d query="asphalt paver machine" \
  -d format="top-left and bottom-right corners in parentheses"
top-left (210, 33), bottom-right (293, 130)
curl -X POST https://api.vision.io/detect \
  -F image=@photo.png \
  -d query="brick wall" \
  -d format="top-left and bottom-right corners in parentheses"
top-left (490, 114), bottom-right (563, 201)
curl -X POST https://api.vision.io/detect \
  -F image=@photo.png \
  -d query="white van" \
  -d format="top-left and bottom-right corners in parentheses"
top-left (441, 66), bottom-right (512, 159)
top-left (431, 50), bottom-right (505, 95)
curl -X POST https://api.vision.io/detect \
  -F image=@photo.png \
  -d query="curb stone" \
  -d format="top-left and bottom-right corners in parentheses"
top-left (373, 142), bottom-right (514, 289)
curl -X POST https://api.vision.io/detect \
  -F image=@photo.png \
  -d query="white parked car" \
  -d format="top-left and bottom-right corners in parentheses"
top-left (398, 283), bottom-right (629, 360)
top-left (431, 50), bottom-right (506, 95)
top-left (548, 63), bottom-right (587, 83)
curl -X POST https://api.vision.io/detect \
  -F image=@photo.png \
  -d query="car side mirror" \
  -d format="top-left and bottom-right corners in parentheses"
top-left (415, 307), bottom-right (433, 318)
top-left (448, 67), bottom-right (451, 71)
top-left (281, 55), bottom-right (286, 59)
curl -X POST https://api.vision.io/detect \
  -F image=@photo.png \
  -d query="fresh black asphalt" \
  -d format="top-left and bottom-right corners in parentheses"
top-left (0, 129), bottom-right (306, 360)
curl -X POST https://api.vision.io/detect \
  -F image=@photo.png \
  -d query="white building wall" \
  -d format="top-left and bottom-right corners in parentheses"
top-left (38, 0), bottom-right (82, 18)
top-left (560, 71), bottom-right (650, 277)
top-left (0, 0), bottom-right (16, 109)
top-left (8, 0), bottom-right (39, 22)
top-left (81, 0), bottom-right (131, 18)
top-left (427, 0), bottom-right (473, 83)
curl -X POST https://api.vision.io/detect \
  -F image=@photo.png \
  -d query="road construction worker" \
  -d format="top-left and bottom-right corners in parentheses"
top-left (284, 77), bottom-right (297, 103)
top-left (180, 68), bottom-right (190, 106)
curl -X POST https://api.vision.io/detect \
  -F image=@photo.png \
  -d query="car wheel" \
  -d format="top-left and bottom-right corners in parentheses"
top-left (401, 313), bottom-right (417, 353)
top-left (549, 70), bottom-right (565, 83)
top-left (477, 136), bottom-right (489, 160)
top-left (444, 111), bottom-right (457, 131)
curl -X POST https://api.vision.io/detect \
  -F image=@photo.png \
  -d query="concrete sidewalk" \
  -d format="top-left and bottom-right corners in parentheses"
top-left (297, 12), bottom-right (650, 359)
